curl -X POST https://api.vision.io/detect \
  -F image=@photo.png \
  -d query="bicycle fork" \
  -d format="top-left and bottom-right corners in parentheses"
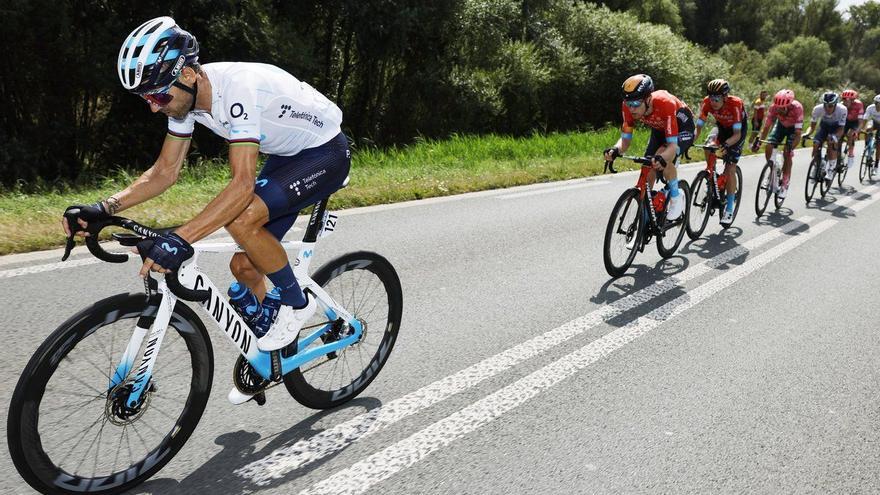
top-left (108, 280), bottom-right (177, 408)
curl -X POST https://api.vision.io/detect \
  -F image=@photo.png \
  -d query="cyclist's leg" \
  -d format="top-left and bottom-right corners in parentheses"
top-left (781, 127), bottom-right (796, 182)
top-left (666, 108), bottom-right (695, 184)
top-left (229, 133), bottom-right (351, 308)
top-left (874, 130), bottom-right (880, 166)
top-left (765, 122), bottom-right (781, 162)
top-left (722, 122), bottom-right (746, 206)
top-left (846, 120), bottom-right (858, 157)
top-left (643, 128), bottom-right (665, 191)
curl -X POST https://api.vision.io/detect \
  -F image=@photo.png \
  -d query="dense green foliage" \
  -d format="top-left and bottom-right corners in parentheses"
top-left (2, 0), bottom-right (878, 189)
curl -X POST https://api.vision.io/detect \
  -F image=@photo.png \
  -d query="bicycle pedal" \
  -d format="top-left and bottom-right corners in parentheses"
top-left (270, 351), bottom-right (283, 382)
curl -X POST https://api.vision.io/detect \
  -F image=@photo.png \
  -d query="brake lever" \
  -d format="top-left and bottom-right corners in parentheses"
top-left (61, 236), bottom-right (76, 261)
top-left (61, 209), bottom-right (85, 262)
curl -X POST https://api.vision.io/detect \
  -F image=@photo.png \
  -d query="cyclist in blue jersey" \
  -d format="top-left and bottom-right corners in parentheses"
top-left (61, 17), bottom-right (350, 357)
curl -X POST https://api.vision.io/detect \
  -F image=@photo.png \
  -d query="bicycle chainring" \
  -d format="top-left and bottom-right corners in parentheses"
top-left (233, 355), bottom-right (270, 395)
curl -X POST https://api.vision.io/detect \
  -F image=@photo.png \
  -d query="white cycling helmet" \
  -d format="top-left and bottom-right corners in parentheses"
top-left (874, 94), bottom-right (880, 106)
top-left (117, 16), bottom-right (199, 94)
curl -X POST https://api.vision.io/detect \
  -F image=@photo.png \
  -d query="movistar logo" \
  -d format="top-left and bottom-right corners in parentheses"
top-left (255, 179), bottom-right (268, 187)
top-left (161, 243), bottom-right (178, 255)
top-left (303, 250), bottom-right (312, 258)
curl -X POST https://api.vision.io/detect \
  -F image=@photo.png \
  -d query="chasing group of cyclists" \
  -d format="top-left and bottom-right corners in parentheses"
top-left (604, 73), bottom-right (880, 229)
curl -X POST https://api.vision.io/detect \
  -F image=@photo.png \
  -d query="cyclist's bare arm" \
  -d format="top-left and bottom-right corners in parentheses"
top-left (109, 134), bottom-right (192, 212)
top-left (61, 134), bottom-right (191, 237)
top-left (174, 143), bottom-right (259, 243)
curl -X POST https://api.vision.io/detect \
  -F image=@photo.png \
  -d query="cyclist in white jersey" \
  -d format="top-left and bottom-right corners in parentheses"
top-left (860, 94), bottom-right (880, 172)
top-left (803, 91), bottom-right (847, 179)
top-left (62, 17), bottom-right (350, 355)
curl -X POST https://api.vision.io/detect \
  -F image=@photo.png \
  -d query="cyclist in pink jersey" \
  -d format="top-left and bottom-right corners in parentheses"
top-left (841, 89), bottom-right (864, 170)
top-left (752, 89), bottom-right (804, 199)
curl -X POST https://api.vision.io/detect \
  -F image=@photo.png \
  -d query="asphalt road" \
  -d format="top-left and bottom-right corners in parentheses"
top-left (2, 144), bottom-right (879, 494)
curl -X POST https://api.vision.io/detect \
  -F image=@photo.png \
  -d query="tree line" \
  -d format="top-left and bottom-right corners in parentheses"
top-left (2, 0), bottom-right (879, 189)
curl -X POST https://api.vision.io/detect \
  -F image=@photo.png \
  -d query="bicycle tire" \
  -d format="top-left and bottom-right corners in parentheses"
top-left (805, 158), bottom-right (821, 203)
top-left (686, 171), bottom-right (711, 240)
top-left (730, 165), bottom-right (744, 225)
top-left (860, 145), bottom-right (870, 182)
top-left (657, 181), bottom-right (690, 259)
top-left (838, 150), bottom-right (849, 188)
top-left (603, 187), bottom-right (643, 277)
top-left (7, 293), bottom-right (213, 495)
top-left (755, 161), bottom-right (773, 217)
top-left (284, 251), bottom-right (402, 409)
top-left (820, 166), bottom-right (831, 198)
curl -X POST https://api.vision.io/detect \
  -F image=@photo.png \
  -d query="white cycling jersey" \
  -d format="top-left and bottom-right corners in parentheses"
top-left (168, 62), bottom-right (343, 156)
top-left (810, 103), bottom-right (847, 126)
top-left (863, 104), bottom-right (880, 125)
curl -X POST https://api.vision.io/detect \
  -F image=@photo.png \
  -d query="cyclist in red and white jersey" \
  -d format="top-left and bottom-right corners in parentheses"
top-left (603, 74), bottom-right (695, 220)
top-left (841, 89), bottom-right (864, 170)
top-left (752, 89), bottom-right (804, 199)
top-left (694, 79), bottom-right (747, 226)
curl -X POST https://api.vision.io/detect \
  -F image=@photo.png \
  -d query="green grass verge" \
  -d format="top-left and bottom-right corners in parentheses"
top-left (0, 127), bottom-right (656, 255)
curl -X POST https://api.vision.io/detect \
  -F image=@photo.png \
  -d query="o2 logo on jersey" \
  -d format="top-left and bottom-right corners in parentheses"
top-left (230, 103), bottom-right (248, 120)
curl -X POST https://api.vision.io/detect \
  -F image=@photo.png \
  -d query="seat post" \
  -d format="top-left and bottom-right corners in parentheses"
top-left (302, 197), bottom-right (330, 243)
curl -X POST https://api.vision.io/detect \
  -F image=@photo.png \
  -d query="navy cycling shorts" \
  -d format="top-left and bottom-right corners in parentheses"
top-left (814, 121), bottom-right (841, 147)
top-left (254, 133), bottom-right (351, 240)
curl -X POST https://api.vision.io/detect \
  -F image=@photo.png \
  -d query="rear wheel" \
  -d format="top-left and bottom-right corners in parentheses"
top-left (603, 187), bottom-right (643, 277)
top-left (284, 251), bottom-right (402, 409)
top-left (686, 171), bottom-right (711, 240)
top-left (755, 161), bottom-right (773, 217)
top-left (860, 146), bottom-right (870, 183)
top-left (657, 181), bottom-right (690, 259)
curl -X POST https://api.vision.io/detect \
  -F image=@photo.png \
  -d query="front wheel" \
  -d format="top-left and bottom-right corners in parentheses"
top-left (603, 187), bottom-right (643, 277)
top-left (727, 165), bottom-right (744, 225)
top-left (805, 158), bottom-right (821, 203)
top-left (686, 171), bottom-right (712, 240)
top-left (284, 251), bottom-right (403, 409)
top-left (7, 294), bottom-right (213, 495)
top-left (657, 180), bottom-right (690, 259)
top-left (838, 150), bottom-right (849, 188)
top-left (756, 161), bottom-right (773, 217)
top-left (860, 146), bottom-right (871, 183)
top-left (820, 164), bottom-right (831, 198)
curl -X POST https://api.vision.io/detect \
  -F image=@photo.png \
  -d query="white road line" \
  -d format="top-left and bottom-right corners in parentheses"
top-left (0, 231), bottom-right (303, 279)
top-left (295, 199), bottom-right (861, 495)
top-left (497, 180), bottom-right (610, 199)
top-left (0, 257), bottom-right (105, 279)
top-left (233, 185), bottom-right (879, 486)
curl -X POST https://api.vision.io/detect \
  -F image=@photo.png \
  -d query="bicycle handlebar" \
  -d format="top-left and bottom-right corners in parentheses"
top-left (61, 214), bottom-right (209, 303)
